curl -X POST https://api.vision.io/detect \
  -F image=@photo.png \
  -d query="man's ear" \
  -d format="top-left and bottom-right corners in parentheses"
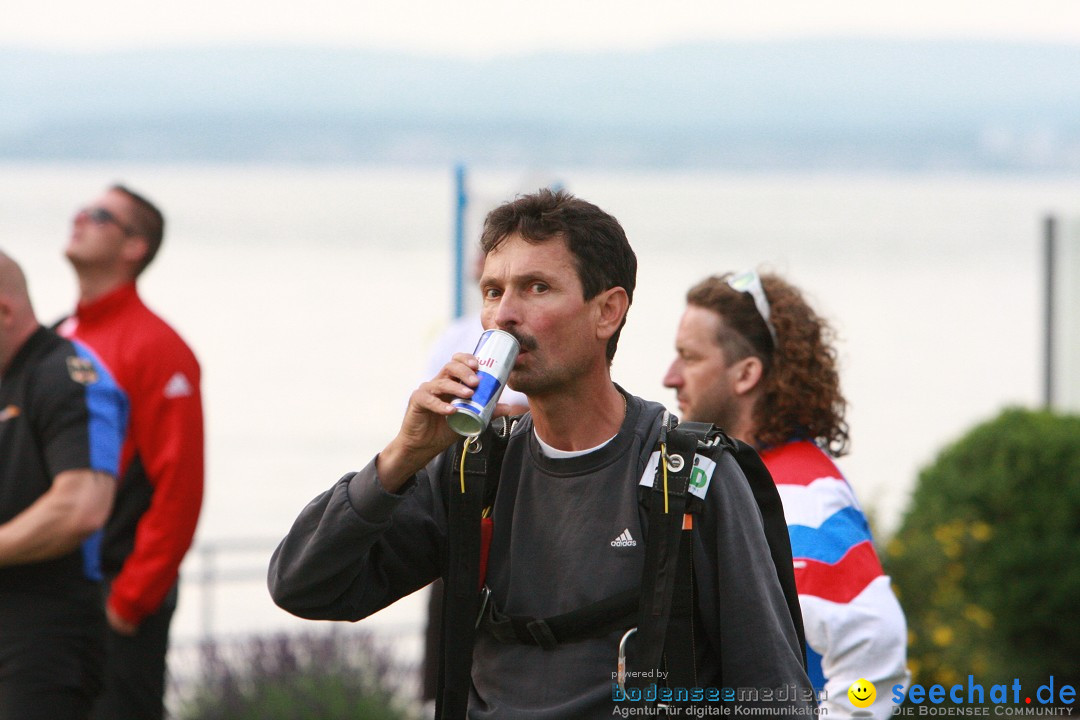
top-left (595, 286), bottom-right (630, 342)
top-left (732, 355), bottom-right (765, 396)
top-left (121, 235), bottom-right (150, 270)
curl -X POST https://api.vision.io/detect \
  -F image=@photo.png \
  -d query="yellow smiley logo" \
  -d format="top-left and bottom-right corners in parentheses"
top-left (848, 679), bottom-right (876, 708)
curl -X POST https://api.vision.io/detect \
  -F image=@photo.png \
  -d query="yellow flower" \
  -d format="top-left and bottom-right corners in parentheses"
top-left (935, 521), bottom-right (965, 559)
top-left (888, 537), bottom-right (905, 557)
top-left (932, 626), bottom-right (954, 647)
top-left (940, 669), bottom-right (961, 686)
top-left (963, 605), bottom-right (993, 630)
top-left (933, 525), bottom-right (950, 545)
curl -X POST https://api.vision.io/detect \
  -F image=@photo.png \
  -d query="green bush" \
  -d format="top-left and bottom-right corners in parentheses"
top-left (176, 630), bottom-right (418, 720)
top-left (884, 407), bottom-right (1080, 688)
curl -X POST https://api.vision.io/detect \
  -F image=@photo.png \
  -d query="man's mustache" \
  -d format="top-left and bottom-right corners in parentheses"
top-left (504, 330), bottom-right (538, 353)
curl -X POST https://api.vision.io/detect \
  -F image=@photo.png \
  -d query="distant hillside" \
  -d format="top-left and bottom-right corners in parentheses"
top-left (2, 40), bottom-right (1078, 170)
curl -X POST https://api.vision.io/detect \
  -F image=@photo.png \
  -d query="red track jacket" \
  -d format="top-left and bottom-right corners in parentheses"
top-left (59, 283), bottom-right (204, 625)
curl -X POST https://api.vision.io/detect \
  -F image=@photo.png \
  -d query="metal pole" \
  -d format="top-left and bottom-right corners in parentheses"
top-left (453, 163), bottom-right (468, 319)
top-left (1044, 214), bottom-right (1057, 410)
top-left (200, 545), bottom-right (216, 643)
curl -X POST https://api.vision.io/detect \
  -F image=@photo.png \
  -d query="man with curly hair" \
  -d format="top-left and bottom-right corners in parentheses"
top-left (663, 270), bottom-right (908, 719)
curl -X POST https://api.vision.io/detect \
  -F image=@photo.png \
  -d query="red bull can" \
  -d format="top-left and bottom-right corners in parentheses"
top-left (447, 329), bottom-right (520, 437)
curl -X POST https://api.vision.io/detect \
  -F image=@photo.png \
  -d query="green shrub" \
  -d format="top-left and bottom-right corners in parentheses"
top-left (176, 630), bottom-right (418, 720)
top-left (884, 407), bottom-right (1080, 687)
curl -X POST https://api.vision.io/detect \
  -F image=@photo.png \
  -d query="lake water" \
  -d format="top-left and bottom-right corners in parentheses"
top-left (2, 162), bottom-right (1078, 653)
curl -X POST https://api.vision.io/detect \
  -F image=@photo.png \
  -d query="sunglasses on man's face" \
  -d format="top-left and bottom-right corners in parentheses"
top-left (77, 207), bottom-right (135, 235)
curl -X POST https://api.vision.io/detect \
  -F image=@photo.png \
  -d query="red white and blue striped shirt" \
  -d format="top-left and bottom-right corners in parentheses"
top-left (762, 440), bottom-right (909, 720)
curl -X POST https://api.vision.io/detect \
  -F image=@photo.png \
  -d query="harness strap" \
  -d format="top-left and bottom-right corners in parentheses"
top-left (437, 436), bottom-right (489, 718)
top-left (436, 416), bottom-right (516, 720)
top-left (654, 420), bottom-right (716, 689)
top-left (674, 421), bottom-right (725, 445)
top-left (631, 424), bottom-right (698, 685)
top-left (478, 586), bottom-right (639, 649)
top-left (662, 526), bottom-right (699, 688)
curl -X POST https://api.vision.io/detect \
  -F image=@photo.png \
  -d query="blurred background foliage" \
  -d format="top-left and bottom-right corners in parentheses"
top-left (884, 408), bottom-right (1080, 689)
top-left (177, 629), bottom-right (418, 720)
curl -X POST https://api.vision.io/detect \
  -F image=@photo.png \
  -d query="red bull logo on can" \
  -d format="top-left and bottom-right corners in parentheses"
top-left (447, 329), bottom-right (520, 437)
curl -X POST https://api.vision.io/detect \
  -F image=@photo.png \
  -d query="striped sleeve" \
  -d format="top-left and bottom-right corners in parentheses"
top-left (763, 441), bottom-right (909, 720)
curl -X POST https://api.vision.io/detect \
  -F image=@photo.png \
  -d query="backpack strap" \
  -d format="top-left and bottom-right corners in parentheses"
top-left (651, 420), bottom-right (808, 668)
top-left (633, 419), bottom-right (808, 685)
top-left (660, 523), bottom-right (699, 689)
top-left (727, 437), bottom-right (808, 666)
top-left (649, 418), bottom-right (719, 690)
top-left (436, 416), bottom-right (516, 720)
top-left (630, 418), bottom-right (700, 688)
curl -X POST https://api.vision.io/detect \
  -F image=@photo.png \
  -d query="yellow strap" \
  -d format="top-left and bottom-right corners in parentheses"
top-left (660, 441), bottom-right (670, 514)
top-left (459, 436), bottom-right (470, 494)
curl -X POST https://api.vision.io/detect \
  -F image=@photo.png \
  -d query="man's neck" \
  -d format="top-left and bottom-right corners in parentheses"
top-left (728, 400), bottom-right (760, 451)
top-left (75, 269), bottom-right (132, 305)
top-left (0, 321), bottom-right (38, 375)
top-left (529, 376), bottom-right (625, 452)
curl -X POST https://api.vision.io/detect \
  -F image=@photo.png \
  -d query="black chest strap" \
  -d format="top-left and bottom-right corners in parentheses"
top-left (478, 585), bottom-right (639, 649)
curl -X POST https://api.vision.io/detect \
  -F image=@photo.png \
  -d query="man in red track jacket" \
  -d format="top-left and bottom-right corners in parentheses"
top-left (58, 185), bottom-right (204, 720)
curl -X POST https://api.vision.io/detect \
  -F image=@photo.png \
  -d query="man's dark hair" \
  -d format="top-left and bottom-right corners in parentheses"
top-left (112, 184), bottom-right (165, 276)
top-left (480, 188), bottom-right (637, 363)
top-left (687, 272), bottom-right (850, 457)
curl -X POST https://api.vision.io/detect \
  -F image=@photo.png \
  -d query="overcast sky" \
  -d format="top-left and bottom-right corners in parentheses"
top-left (5, 0), bottom-right (1080, 57)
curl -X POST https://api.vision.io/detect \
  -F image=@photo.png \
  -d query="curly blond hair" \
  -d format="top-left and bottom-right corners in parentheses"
top-left (686, 272), bottom-right (850, 457)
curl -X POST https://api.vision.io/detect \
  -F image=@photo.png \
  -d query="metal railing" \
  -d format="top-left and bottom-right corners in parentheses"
top-left (181, 537), bottom-right (282, 641)
top-left (179, 537), bottom-right (426, 642)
